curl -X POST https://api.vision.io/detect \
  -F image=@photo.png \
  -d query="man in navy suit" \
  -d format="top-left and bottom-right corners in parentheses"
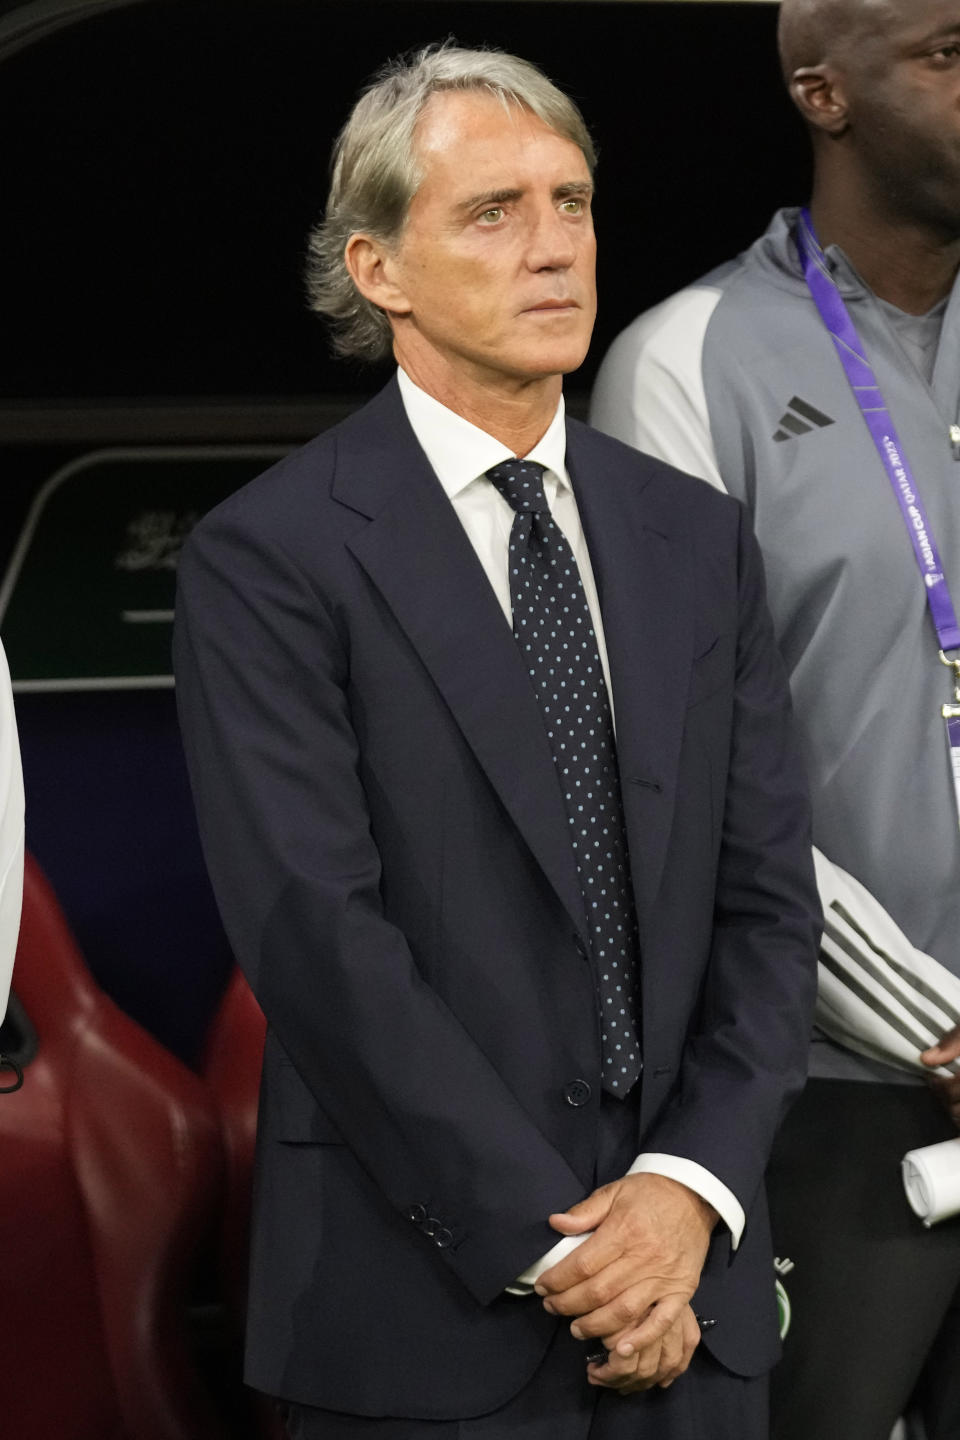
top-left (174, 44), bottom-right (820, 1440)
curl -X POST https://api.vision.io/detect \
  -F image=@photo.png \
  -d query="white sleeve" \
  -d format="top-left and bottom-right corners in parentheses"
top-left (589, 287), bottom-right (727, 492)
top-left (0, 640), bottom-right (24, 1023)
top-left (813, 847), bottom-right (960, 1076)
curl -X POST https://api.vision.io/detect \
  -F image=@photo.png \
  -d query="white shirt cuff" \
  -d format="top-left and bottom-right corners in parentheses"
top-left (507, 1232), bottom-right (590, 1295)
top-left (506, 1152), bottom-right (745, 1295)
top-left (627, 1153), bottom-right (744, 1248)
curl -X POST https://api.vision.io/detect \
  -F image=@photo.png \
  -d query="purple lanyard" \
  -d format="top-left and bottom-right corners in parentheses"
top-left (795, 208), bottom-right (960, 656)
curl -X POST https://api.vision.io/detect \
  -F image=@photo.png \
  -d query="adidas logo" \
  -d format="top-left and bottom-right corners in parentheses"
top-left (773, 396), bottom-right (835, 443)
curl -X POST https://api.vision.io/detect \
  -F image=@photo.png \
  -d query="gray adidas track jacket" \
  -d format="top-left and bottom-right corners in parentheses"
top-left (591, 207), bottom-right (960, 1084)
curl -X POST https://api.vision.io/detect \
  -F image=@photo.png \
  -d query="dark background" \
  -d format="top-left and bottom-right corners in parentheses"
top-left (1, 0), bottom-right (807, 402)
top-left (1, 0), bottom-right (810, 1060)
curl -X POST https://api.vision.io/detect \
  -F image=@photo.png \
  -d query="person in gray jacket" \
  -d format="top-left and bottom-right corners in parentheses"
top-left (591, 1), bottom-right (960, 1437)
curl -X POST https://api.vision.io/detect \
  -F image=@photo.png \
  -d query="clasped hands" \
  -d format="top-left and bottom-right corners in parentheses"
top-left (534, 1172), bottom-right (717, 1395)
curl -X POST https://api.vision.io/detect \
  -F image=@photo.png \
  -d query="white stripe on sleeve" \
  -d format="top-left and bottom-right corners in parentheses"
top-left (812, 847), bottom-right (960, 1076)
top-left (590, 286), bottom-right (726, 492)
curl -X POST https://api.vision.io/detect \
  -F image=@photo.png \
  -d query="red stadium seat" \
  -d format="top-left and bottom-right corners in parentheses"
top-left (201, 967), bottom-right (285, 1438)
top-left (201, 966), bottom-right (266, 1320)
top-left (1, 853), bottom-right (228, 1440)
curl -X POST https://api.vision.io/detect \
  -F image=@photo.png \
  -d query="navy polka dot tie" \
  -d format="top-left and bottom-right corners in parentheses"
top-left (486, 458), bottom-right (641, 1095)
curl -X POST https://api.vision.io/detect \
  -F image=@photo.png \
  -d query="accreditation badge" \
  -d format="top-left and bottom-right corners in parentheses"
top-left (945, 709), bottom-right (960, 829)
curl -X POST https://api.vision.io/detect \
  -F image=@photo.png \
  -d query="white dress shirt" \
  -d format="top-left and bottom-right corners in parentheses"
top-left (396, 369), bottom-right (745, 1282)
top-left (0, 639), bottom-right (24, 1023)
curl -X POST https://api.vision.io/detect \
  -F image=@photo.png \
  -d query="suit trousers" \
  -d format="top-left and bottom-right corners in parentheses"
top-left (283, 1089), bottom-right (767, 1440)
top-left (767, 1078), bottom-right (960, 1440)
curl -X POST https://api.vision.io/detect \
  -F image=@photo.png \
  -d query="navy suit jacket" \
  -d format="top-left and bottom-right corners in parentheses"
top-left (174, 379), bottom-right (819, 1419)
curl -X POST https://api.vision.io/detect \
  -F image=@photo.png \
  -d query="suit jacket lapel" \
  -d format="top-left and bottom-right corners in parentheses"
top-left (335, 383), bottom-right (590, 946)
top-left (566, 422), bottom-right (695, 929)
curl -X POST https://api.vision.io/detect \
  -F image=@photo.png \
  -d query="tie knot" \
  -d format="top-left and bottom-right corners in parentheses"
top-left (486, 459), bottom-right (549, 514)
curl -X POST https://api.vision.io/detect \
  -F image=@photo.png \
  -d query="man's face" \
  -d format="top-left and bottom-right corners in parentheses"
top-left (839, 0), bottom-right (960, 234)
top-left (383, 89), bottom-right (597, 391)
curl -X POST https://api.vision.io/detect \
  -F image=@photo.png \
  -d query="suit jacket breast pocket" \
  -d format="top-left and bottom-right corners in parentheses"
top-left (686, 632), bottom-right (731, 711)
top-left (272, 1060), bottom-right (345, 1145)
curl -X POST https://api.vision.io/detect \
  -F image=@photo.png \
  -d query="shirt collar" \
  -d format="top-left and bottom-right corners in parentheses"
top-left (396, 366), bottom-right (569, 500)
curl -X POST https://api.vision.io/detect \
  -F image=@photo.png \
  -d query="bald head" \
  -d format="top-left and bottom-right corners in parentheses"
top-left (778, 0), bottom-right (960, 257)
top-left (777, 0), bottom-right (893, 83)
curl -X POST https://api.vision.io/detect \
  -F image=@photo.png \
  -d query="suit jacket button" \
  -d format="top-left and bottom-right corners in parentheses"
top-left (434, 1227), bottom-right (454, 1249)
top-left (407, 1204), bottom-right (427, 1224)
top-left (423, 1216), bottom-right (442, 1237)
top-left (564, 1079), bottom-right (592, 1108)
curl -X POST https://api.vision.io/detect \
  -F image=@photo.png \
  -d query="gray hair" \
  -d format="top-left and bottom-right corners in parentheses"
top-left (305, 43), bottom-right (597, 362)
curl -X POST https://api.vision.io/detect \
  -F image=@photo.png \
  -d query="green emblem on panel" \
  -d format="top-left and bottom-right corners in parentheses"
top-left (774, 1256), bottom-right (795, 1341)
top-left (775, 1278), bottom-right (791, 1340)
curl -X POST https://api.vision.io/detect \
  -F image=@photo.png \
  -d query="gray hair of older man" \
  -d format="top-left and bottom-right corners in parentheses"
top-left (305, 44), bottom-right (597, 363)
